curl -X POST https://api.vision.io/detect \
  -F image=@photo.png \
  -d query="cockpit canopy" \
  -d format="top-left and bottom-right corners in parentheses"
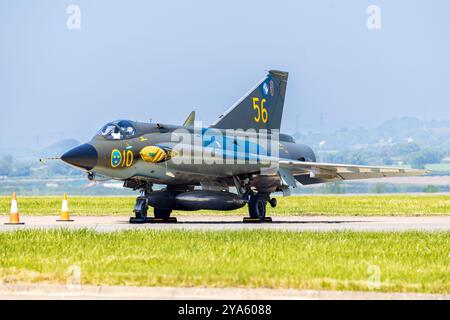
top-left (97, 120), bottom-right (136, 140)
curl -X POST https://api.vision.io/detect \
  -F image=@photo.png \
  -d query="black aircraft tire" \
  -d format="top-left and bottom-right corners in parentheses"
top-left (248, 195), bottom-right (267, 221)
top-left (134, 197), bottom-right (148, 220)
top-left (154, 208), bottom-right (172, 220)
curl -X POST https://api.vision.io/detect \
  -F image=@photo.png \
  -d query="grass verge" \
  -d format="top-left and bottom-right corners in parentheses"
top-left (1, 195), bottom-right (450, 216)
top-left (0, 229), bottom-right (449, 293)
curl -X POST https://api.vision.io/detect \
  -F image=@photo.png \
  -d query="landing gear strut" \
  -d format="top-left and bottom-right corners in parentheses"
top-left (130, 195), bottom-right (150, 223)
top-left (129, 188), bottom-right (177, 224)
top-left (244, 193), bottom-right (273, 223)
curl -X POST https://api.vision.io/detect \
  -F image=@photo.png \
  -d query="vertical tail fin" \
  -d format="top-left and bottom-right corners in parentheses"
top-left (211, 70), bottom-right (288, 131)
top-left (182, 111), bottom-right (195, 127)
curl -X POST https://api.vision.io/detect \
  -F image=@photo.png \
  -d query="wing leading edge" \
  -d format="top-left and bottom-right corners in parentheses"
top-left (278, 160), bottom-right (430, 185)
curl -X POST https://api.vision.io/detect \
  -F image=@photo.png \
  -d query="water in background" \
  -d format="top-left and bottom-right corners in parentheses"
top-left (2, 174), bottom-right (449, 196)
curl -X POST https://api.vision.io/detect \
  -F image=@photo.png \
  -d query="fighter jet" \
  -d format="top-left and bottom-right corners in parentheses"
top-left (60, 70), bottom-right (428, 222)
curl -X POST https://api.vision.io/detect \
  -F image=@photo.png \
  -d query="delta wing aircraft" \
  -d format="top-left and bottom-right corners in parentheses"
top-left (60, 70), bottom-right (428, 222)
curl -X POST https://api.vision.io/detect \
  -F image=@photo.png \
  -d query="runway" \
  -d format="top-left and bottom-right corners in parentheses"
top-left (1, 215), bottom-right (450, 232)
top-left (1, 283), bottom-right (448, 300)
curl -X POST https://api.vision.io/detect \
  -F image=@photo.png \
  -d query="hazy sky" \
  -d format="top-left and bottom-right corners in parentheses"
top-left (1, 0), bottom-right (449, 148)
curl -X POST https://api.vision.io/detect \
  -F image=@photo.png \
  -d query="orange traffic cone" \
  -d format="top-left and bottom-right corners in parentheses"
top-left (57, 193), bottom-right (73, 222)
top-left (5, 192), bottom-right (24, 225)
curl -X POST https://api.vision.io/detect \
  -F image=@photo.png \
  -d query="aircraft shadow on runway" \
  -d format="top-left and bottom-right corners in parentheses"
top-left (117, 219), bottom-right (365, 225)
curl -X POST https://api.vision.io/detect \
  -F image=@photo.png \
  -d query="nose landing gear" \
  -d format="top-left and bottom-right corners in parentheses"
top-left (129, 190), bottom-right (177, 224)
top-left (131, 195), bottom-right (149, 222)
top-left (243, 193), bottom-right (274, 223)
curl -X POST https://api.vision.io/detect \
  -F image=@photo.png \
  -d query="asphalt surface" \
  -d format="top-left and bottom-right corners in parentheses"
top-left (1, 215), bottom-right (450, 232)
top-left (1, 283), bottom-right (448, 300)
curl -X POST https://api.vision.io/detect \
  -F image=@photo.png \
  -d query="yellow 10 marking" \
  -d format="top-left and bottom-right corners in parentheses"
top-left (252, 97), bottom-right (268, 123)
top-left (111, 149), bottom-right (134, 168)
top-left (122, 150), bottom-right (134, 167)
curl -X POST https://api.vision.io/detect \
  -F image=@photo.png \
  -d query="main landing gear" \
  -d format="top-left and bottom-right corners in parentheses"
top-left (129, 193), bottom-right (177, 224)
top-left (243, 193), bottom-right (276, 223)
top-left (128, 184), bottom-right (276, 224)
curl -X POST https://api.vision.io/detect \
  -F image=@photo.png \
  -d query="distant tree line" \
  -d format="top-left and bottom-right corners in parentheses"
top-left (0, 155), bottom-right (82, 178)
top-left (323, 144), bottom-right (444, 169)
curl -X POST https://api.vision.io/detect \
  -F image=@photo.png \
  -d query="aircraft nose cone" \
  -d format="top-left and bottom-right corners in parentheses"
top-left (61, 143), bottom-right (98, 171)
